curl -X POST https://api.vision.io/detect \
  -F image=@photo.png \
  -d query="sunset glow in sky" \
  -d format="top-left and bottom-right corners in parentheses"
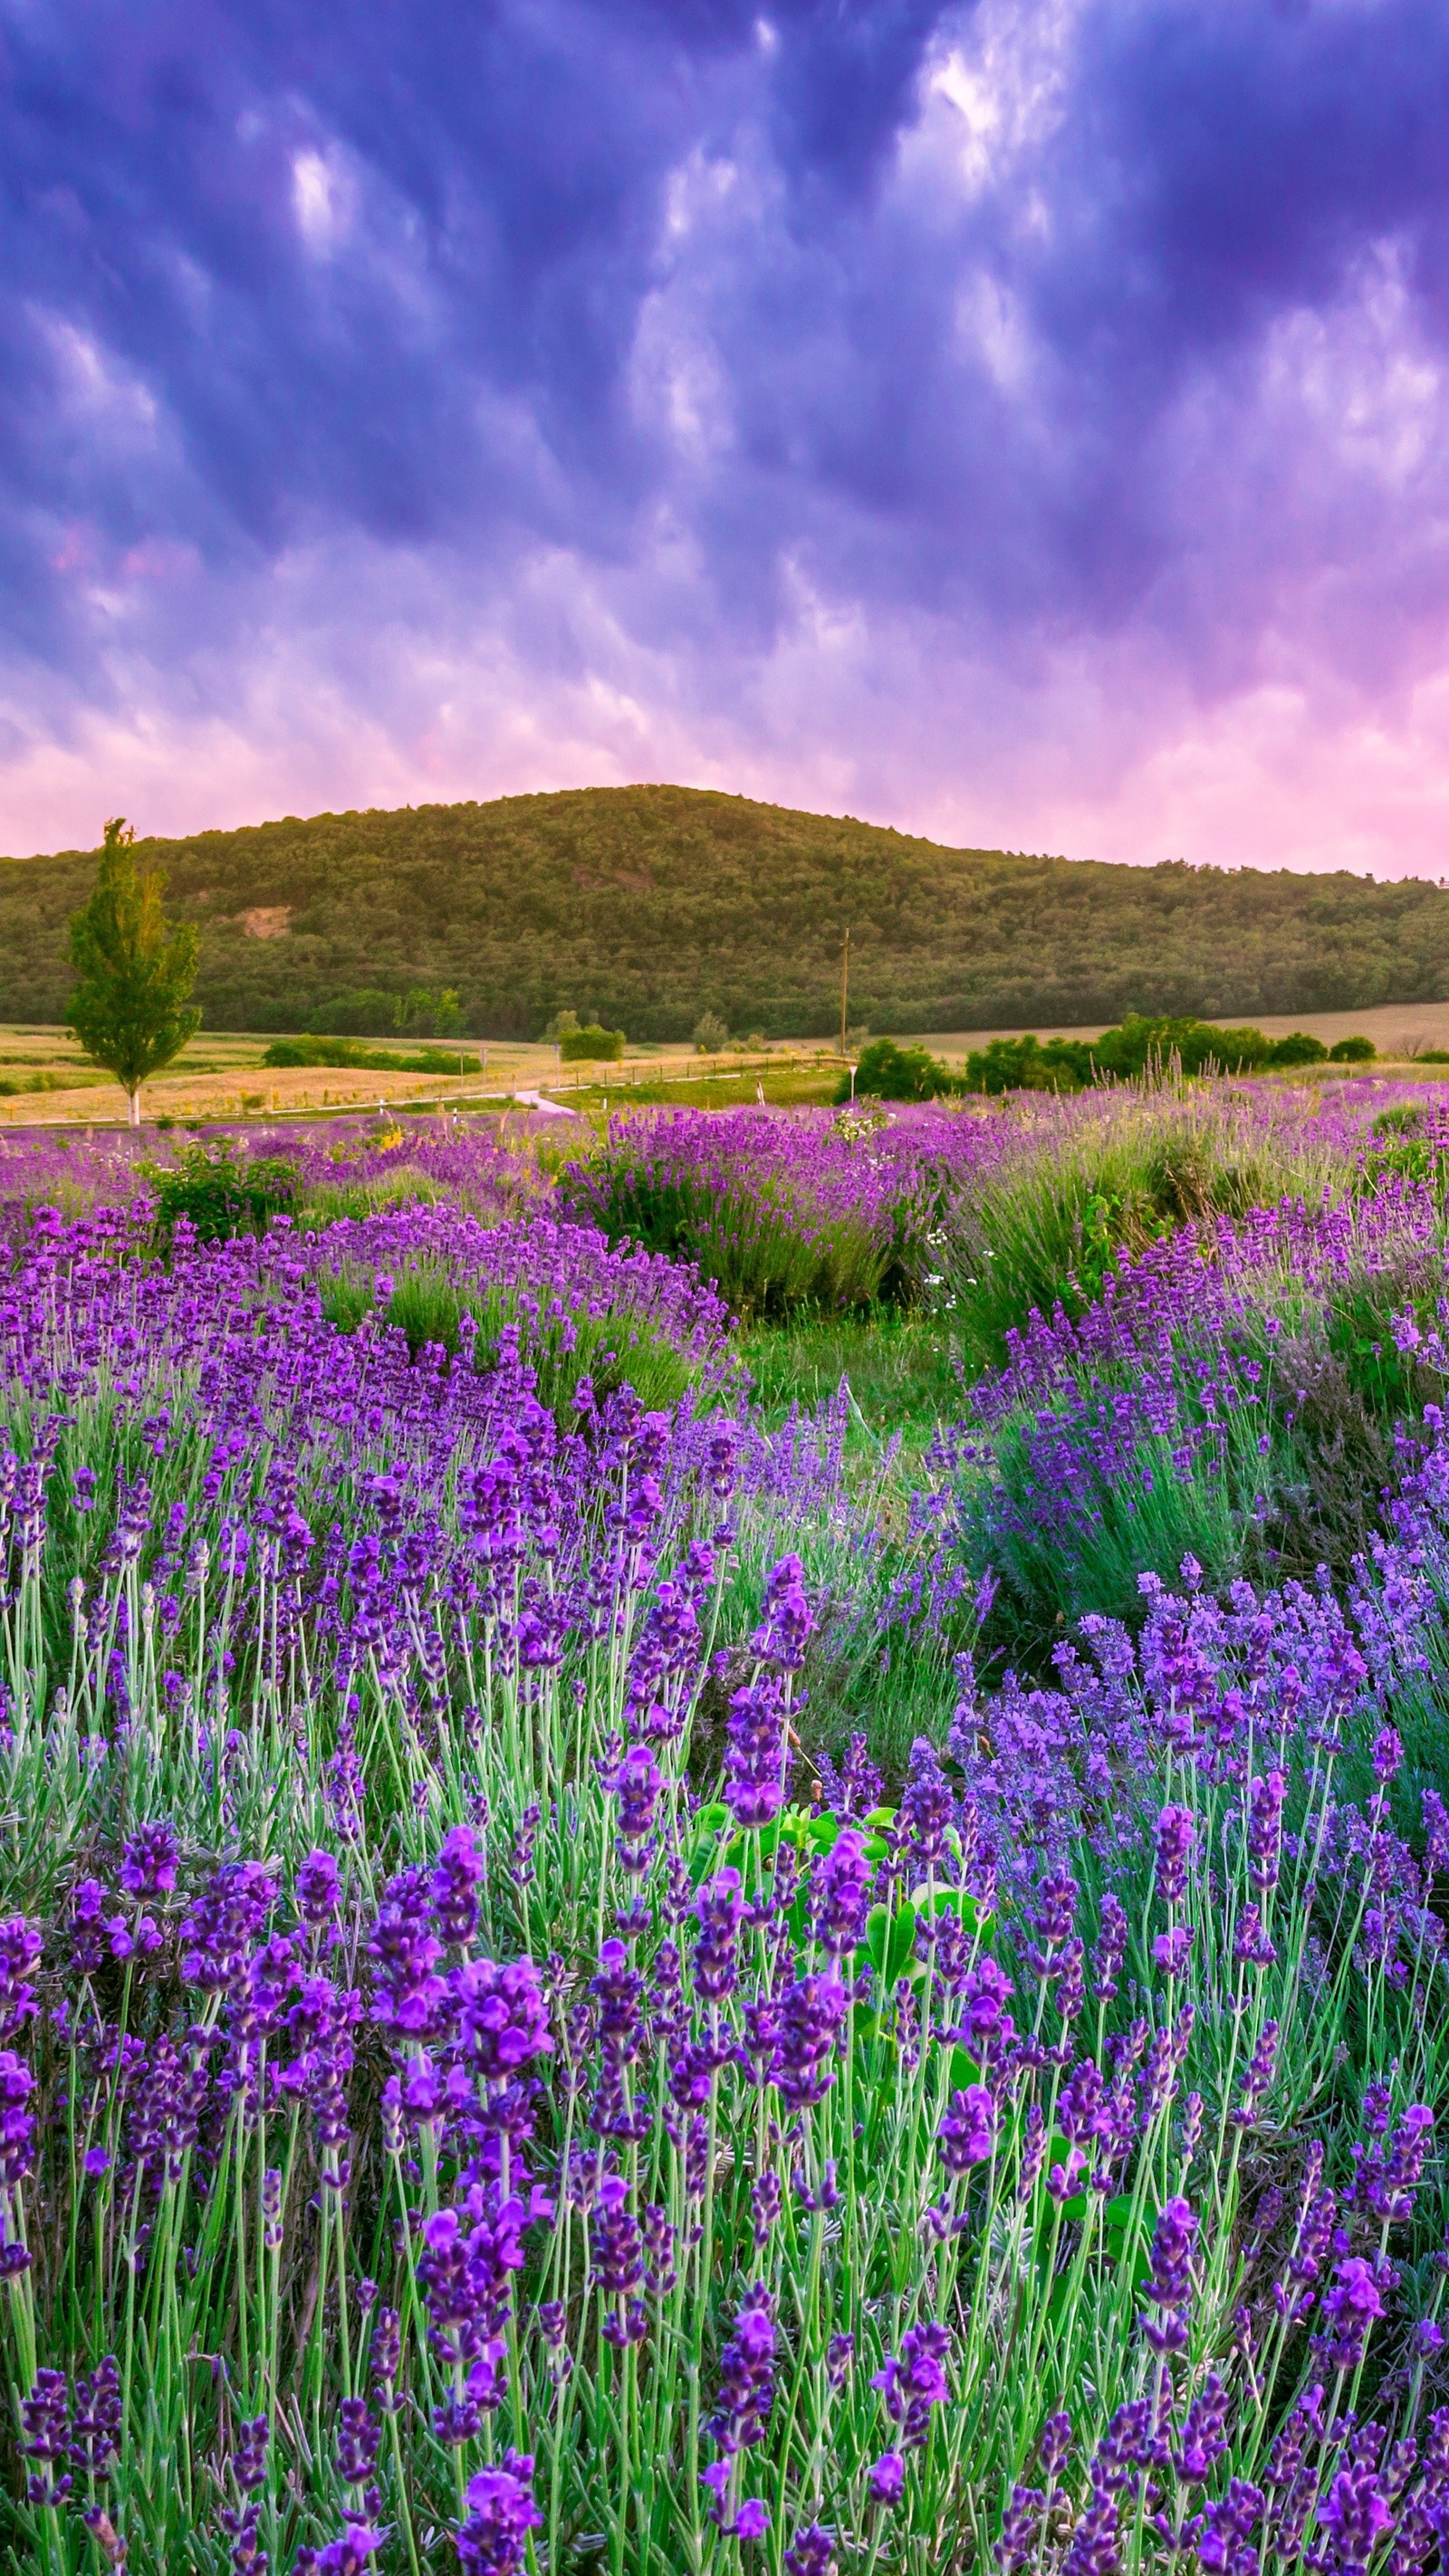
top-left (4, 0), bottom-right (1449, 870)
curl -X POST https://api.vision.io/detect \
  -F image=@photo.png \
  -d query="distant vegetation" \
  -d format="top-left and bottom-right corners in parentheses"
top-left (5, 783), bottom-right (1449, 1039)
top-left (847, 1014), bottom-right (1377, 1101)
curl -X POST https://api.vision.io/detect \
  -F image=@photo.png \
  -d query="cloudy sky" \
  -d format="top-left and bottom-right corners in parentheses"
top-left (3, 0), bottom-right (1449, 870)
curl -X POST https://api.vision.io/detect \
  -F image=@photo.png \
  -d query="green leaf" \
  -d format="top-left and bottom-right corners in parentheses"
top-left (865, 1900), bottom-right (918, 1988)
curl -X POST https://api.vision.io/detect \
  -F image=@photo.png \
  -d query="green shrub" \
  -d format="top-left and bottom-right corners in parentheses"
top-left (943, 1094), bottom-right (1341, 1366)
top-left (843, 1037), bottom-right (953, 1102)
top-left (264, 1036), bottom-right (468, 1073)
top-left (1267, 1030), bottom-right (1329, 1066)
top-left (961, 1014), bottom-right (1278, 1096)
top-left (692, 1011), bottom-right (729, 1052)
top-left (559, 1024), bottom-right (625, 1062)
top-left (0, 1070), bottom-right (62, 1096)
top-left (1329, 1033), bottom-right (1376, 1063)
top-left (313, 1258), bottom-right (706, 1418)
top-left (145, 1141), bottom-right (297, 1245)
top-left (308, 985), bottom-right (463, 1037)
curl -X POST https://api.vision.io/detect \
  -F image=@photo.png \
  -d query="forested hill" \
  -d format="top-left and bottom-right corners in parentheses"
top-left (4, 784), bottom-right (1449, 1041)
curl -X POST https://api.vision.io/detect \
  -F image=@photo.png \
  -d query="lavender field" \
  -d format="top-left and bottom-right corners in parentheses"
top-left (3, 1078), bottom-right (1449, 2576)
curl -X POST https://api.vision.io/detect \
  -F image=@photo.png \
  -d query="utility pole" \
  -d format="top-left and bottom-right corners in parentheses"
top-left (840, 927), bottom-right (850, 1059)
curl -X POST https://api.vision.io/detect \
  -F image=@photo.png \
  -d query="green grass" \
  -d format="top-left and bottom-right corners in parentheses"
top-left (557, 1065), bottom-right (841, 1111)
top-left (738, 1307), bottom-right (962, 1459)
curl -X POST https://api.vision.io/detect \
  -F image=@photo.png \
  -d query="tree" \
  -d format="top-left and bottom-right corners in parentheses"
top-left (67, 819), bottom-right (200, 1126)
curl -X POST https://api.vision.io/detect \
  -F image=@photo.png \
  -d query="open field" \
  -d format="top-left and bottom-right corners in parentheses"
top-left (0, 1026), bottom-right (852, 1126)
top-left (5, 1002), bottom-right (1449, 1129)
top-left (2, 1076), bottom-right (1449, 2570)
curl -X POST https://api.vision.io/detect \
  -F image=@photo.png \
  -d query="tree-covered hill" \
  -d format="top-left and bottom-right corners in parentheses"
top-left (4, 783), bottom-right (1448, 1040)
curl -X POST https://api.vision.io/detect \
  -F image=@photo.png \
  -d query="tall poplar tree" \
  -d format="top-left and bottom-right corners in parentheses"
top-left (67, 819), bottom-right (201, 1127)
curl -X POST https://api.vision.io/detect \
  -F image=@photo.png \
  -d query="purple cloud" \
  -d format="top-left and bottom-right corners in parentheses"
top-left (4, 0), bottom-right (1449, 871)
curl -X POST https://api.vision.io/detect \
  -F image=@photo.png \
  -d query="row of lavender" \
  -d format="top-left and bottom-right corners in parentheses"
top-left (0, 1172), bottom-right (1446, 2575)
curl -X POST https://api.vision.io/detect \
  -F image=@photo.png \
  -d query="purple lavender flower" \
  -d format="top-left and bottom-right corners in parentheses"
top-left (455, 1956), bottom-right (553, 2081)
top-left (706, 2282), bottom-right (776, 2457)
top-left (1233, 2021), bottom-right (1280, 2129)
top-left (995, 2485), bottom-right (1045, 2571)
top-left (0, 2050), bottom-right (35, 2187)
top-left (232, 2412), bottom-right (271, 2494)
top-left (337, 2398), bottom-right (380, 2492)
top-left (868, 2453), bottom-right (906, 2508)
top-left (456, 2455), bottom-right (542, 2576)
top-left (872, 2321), bottom-right (951, 2447)
top-left (369, 1869), bottom-right (446, 2036)
top-left (430, 1827), bottom-right (485, 1948)
top-left (1140, 2196), bottom-right (1197, 2355)
top-left (811, 1828), bottom-right (871, 1957)
top-left (899, 1737), bottom-right (954, 1869)
top-left (1317, 2464), bottom-right (1393, 2570)
top-left (724, 1677), bottom-right (790, 1829)
top-left (69, 2356), bottom-right (122, 2483)
top-left (692, 1869), bottom-right (745, 2001)
top-left (769, 1975), bottom-right (849, 2109)
top-left (938, 2086), bottom-right (995, 2176)
top-left (1319, 2258), bottom-right (1387, 2374)
top-left (0, 1918), bottom-right (42, 2043)
top-left (21, 2370), bottom-right (72, 2506)
top-left (292, 2526), bottom-right (380, 2575)
top-left (1154, 1806), bottom-right (1195, 1907)
top-left (119, 1820), bottom-right (179, 1899)
top-left (296, 1850), bottom-right (341, 1928)
top-left (1245, 1772), bottom-right (1286, 1892)
top-left (751, 1554), bottom-right (813, 1672)
top-left (607, 1744), bottom-right (666, 1871)
top-left (783, 2523), bottom-right (837, 2576)
top-left (1196, 2478), bottom-right (1264, 2575)
top-left (838, 1733), bottom-right (883, 1820)
top-left (1040, 2412), bottom-right (1072, 2475)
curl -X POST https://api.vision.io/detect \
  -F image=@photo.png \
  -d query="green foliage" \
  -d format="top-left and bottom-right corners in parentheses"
top-left (65, 818), bottom-right (201, 1119)
top-left (691, 1009), bottom-right (729, 1051)
top-left (11, 783), bottom-right (1449, 1039)
top-left (842, 1036), bottom-right (954, 1101)
top-left (962, 1014), bottom-right (1346, 1094)
top-left (944, 1094), bottom-right (1343, 1366)
top-left (313, 1258), bottom-right (708, 1419)
top-left (308, 982), bottom-right (462, 1036)
top-left (575, 1157), bottom-right (889, 1319)
top-left (145, 1140), bottom-right (297, 1245)
top-left (738, 1306), bottom-right (965, 1467)
top-left (964, 1402), bottom-right (1277, 1656)
top-left (262, 1035), bottom-right (470, 1073)
top-left (1329, 1033), bottom-right (1377, 1062)
top-left (0, 1069), bottom-right (62, 1096)
top-left (559, 1023), bottom-right (624, 1061)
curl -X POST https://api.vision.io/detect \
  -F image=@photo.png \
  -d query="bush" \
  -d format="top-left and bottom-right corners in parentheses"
top-left (1329, 1033), bottom-right (1377, 1062)
top-left (941, 1091), bottom-right (1344, 1366)
top-left (563, 1110), bottom-right (899, 1318)
top-left (962, 1014), bottom-right (1278, 1095)
top-left (1267, 1029), bottom-right (1329, 1065)
top-left (264, 1036), bottom-right (469, 1073)
top-left (145, 1140), bottom-right (297, 1245)
top-left (559, 1024), bottom-right (625, 1062)
top-left (309, 986), bottom-right (402, 1036)
top-left (845, 1037), bottom-right (953, 1102)
top-left (692, 1010), bottom-right (729, 1052)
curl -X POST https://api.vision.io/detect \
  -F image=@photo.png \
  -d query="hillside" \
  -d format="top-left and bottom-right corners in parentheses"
top-left (4, 784), bottom-right (1449, 1040)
